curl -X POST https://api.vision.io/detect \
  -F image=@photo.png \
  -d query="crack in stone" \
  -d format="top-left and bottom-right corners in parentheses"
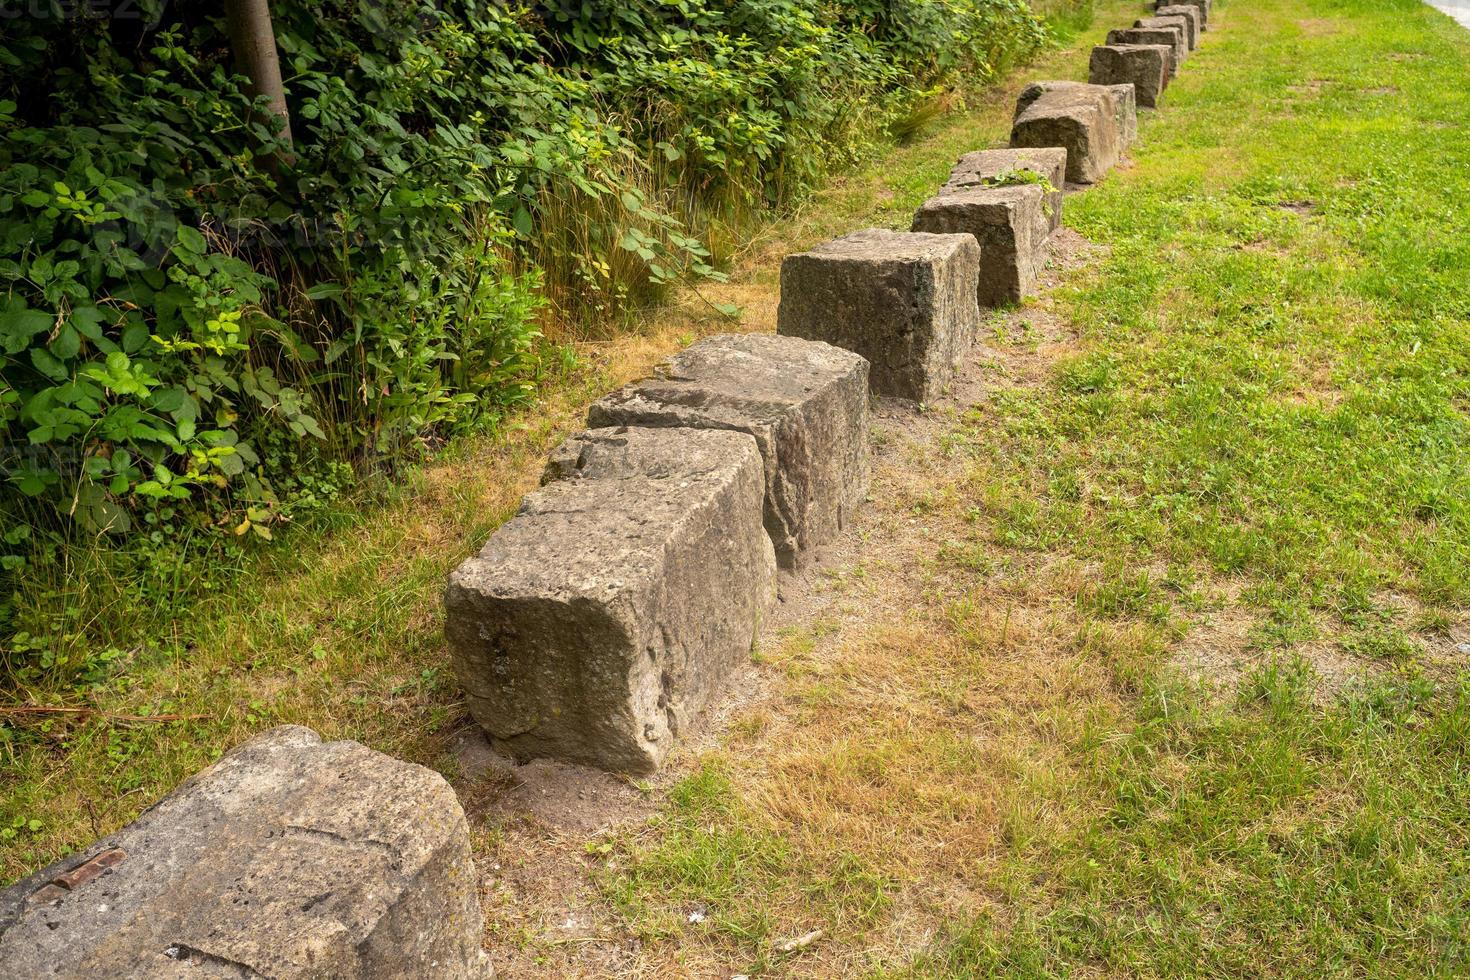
top-left (163, 943), bottom-right (271, 978)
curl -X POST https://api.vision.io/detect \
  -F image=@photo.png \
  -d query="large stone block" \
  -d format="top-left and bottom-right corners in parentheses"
top-left (1153, 5), bottom-right (1200, 47)
top-left (1157, 0), bottom-right (1209, 29)
top-left (587, 333), bottom-right (869, 569)
top-left (778, 229), bottom-right (980, 402)
top-left (1010, 82), bottom-right (1122, 184)
top-left (911, 184), bottom-right (1048, 308)
top-left (1107, 27), bottom-right (1186, 75)
top-left (1017, 80), bottom-right (1137, 150)
top-left (1138, 15), bottom-right (1197, 52)
top-left (0, 727), bottom-right (489, 979)
top-left (943, 147), bottom-right (1067, 234)
top-left (1090, 45), bottom-right (1172, 109)
top-left (446, 425), bottom-right (775, 775)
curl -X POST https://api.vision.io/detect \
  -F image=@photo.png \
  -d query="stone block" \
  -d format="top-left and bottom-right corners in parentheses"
top-left (587, 333), bottom-right (870, 569)
top-left (778, 229), bottom-right (980, 402)
top-left (1010, 82), bottom-right (1122, 184)
top-left (446, 426), bottom-right (775, 775)
top-left (943, 147), bottom-right (1067, 234)
top-left (1158, 0), bottom-right (1209, 29)
top-left (1017, 80), bottom-right (1137, 149)
top-left (1153, 5), bottom-right (1200, 47)
top-left (1107, 27), bottom-right (1186, 75)
top-left (0, 727), bottom-right (489, 979)
top-left (1090, 45), bottom-right (1172, 109)
top-left (911, 184), bottom-right (1048, 307)
top-left (1137, 15), bottom-right (1196, 52)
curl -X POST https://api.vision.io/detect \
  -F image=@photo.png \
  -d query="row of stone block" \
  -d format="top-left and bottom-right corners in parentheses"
top-left (447, 149), bottom-right (1071, 771)
top-left (1089, 0), bottom-right (1211, 109)
top-left (1013, 0), bottom-right (1215, 189)
top-left (778, 143), bottom-right (1072, 398)
top-left (444, 140), bottom-right (1088, 773)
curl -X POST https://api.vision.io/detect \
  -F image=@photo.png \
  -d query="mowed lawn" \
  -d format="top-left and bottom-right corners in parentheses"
top-left (4, 0), bottom-right (1470, 976)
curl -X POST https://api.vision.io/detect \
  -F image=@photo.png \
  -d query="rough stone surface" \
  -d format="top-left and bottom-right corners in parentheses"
top-left (446, 425), bottom-right (775, 775)
top-left (0, 726), bottom-right (489, 979)
top-left (1101, 82), bottom-right (1139, 146)
top-left (1154, 5), bottom-right (1201, 47)
top-left (1010, 82), bottom-right (1121, 184)
top-left (778, 229), bottom-right (980, 402)
top-left (1107, 27), bottom-right (1186, 75)
top-left (587, 333), bottom-right (870, 569)
top-left (911, 184), bottom-right (1048, 307)
top-left (1090, 45), bottom-right (1172, 109)
top-left (1138, 15), bottom-right (1196, 52)
top-left (1158, 0), bottom-right (1209, 29)
top-left (943, 147), bottom-right (1067, 233)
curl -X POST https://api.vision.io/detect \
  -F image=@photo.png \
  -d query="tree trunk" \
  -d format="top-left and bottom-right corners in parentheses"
top-left (224, 0), bottom-right (293, 147)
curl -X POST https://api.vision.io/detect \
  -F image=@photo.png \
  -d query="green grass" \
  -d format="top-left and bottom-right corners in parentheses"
top-left (881, 1), bottom-right (1470, 971)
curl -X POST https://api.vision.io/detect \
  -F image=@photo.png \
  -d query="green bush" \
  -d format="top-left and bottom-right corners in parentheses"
top-left (1, 0), bottom-right (1056, 686)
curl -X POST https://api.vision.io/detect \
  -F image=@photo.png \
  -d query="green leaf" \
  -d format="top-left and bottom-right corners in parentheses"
top-left (513, 205), bottom-right (534, 238)
top-left (30, 347), bottom-right (67, 380)
top-left (49, 324), bottom-right (81, 359)
top-left (304, 282), bottom-right (344, 301)
top-left (70, 305), bottom-right (105, 341)
top-left (173, 226), bottom-right (206, 254)
top-left (0, 304), bottom-right (52, 355)
top-left (121, 321), bottom-right (149, 353)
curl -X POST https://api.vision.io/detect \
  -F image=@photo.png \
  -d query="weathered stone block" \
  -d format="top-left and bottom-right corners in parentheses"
top-left (1138, 15), bottom-right (1196, 52)
top-left (943, 147), bottom-right (1067, 234)
top-left (0, 726), bottom-right (489, 979)
top-left (1154, 5), bottom-right (1200, 47)
top-left (778, 229), bottom-right (980, 402)
top-left (447, 426), bottom-right (775, 775)
top-left (587, 333), bottom-right (869, 569)
top-left (1011, 82), bottom-right (1121, 184)
top-left (911, 184), bottom-right (1048, 308)
top-left (1107, 27), bottom-right (1186, 75)
top-left (1016, 80), bottom-right (1137, 149)
top-left (1158, 0), bottom-right (1209, 29)
top-left (1090, 45), bottom-right (1172, 109)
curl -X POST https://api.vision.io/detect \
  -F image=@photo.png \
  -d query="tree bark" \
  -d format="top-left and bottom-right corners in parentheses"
top-left (224, 0), bottom-right (293, 147)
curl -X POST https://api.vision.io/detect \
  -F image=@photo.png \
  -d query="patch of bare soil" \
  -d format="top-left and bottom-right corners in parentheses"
top-left (1170, 584), bottom-right (1468, 704)
top-left (1286, 78), bottom-right (1332, 96)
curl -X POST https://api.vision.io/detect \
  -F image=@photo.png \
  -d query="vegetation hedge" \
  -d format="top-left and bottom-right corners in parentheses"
top-left (0, 0), bottom-right (1057, 686)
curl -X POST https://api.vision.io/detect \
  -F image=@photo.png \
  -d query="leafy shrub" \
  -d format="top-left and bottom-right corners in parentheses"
top-left (1, 0), bottom-right (1058, 686)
